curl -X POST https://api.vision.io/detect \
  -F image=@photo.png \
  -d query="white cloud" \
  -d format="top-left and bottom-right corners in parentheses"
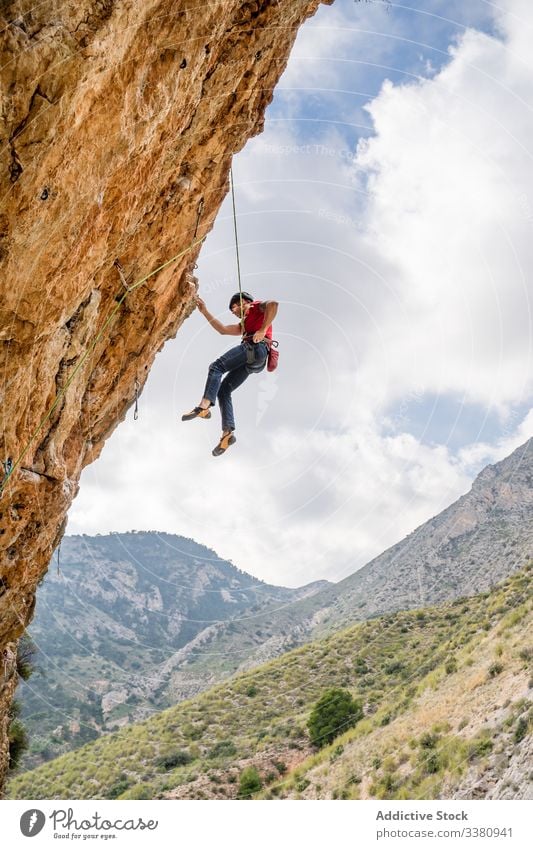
top-left (350, 16), bottom-right (533, 411)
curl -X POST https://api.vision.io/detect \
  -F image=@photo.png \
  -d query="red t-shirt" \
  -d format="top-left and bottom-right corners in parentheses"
top-left (243, 301), bottom-right (273, 340)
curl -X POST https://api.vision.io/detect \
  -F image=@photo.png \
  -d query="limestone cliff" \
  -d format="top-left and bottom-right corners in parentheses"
top-left (0, 0), bottom-right (332, 793)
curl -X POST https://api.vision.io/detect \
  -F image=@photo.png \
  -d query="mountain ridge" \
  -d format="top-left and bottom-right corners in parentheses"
top-left (9, 564), bottom-right (532, 800)
top-left (161, 436), bottom-right (533, 680)
top-left (19, 531), bottom-right (331, 766)
top-left (17, 437), bottom-right (532, 769)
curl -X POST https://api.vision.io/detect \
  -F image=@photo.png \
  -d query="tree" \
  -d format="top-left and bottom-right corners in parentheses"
top-left (237, 766), bottom-right (262, 799)
top-left (307, 687), bottom-right (363, 748)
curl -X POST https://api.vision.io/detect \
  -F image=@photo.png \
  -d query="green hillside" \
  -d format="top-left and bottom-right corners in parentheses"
top-left (19, 439), bottom-right (532, 775)
top-left (8, 565), bottom-right (531, 800)
top-left (19, 531), bottom-right (328, 767)
top-left (66, 434), bottom-right (529, 717)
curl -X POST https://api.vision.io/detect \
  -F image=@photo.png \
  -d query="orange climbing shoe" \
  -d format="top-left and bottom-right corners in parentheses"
top-left (212, 431), bottom-right (236, 457)
top-left (181, 406), bottom-right (211, 421)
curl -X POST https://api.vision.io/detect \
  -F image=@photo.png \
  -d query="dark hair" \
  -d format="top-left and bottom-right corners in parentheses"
top-left (229, 292), bottom-right (253, 310)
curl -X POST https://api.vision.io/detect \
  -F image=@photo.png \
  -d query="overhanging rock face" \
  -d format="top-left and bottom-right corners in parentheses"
top-left (0, 0), bottom-right (332, 793)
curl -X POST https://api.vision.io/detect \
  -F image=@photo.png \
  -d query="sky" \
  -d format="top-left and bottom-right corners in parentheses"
top-left (69, 0), bottom-right (533, 587)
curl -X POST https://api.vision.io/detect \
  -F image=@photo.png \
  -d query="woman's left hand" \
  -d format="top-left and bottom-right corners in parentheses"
top-left (253, 330), bottom-right (265, 343)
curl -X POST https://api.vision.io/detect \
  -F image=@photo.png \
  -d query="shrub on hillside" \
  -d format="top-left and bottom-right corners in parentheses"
top-left (468, 735), bottom-right (493, 761)
top-left (237, 766), bottom-right (262, 799)
top-left (156, 750), bottom-right (193, 770)
top-left (419, 732), bottom-right (438, 750)
top-left (107, 774), bottom-right (131, 799)
top-left (208, 740), bottom-right (237, 759)
top-left (307, 687), bottom-right (363, 748)
top-left (118, 783), bottom-right (152, 799)
top-left (514, 715), bottom-right (530, 744)
top-left (445, 657), bottom-right (457, 675)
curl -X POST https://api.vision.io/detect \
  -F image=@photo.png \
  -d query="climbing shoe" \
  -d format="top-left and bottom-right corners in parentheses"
top-left (181, 406), bottom-right (211, 421)
top-left (212, 431), bottom-right (236, 457)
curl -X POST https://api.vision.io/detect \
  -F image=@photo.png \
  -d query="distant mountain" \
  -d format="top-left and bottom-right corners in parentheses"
top-left (171, 436), bottom-right (533, 675)
top-left (9, 565), bottom-right (532, 801)
top-left (19, 438), bottom-right (532, 769)
top-left (19, 532), bottom-right (330, 766)
top-left (304, 435), bottom-right (533, 630)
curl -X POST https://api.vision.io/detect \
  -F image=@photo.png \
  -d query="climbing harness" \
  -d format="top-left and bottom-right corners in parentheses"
top-left (242, 339), bottom-right (268, 374)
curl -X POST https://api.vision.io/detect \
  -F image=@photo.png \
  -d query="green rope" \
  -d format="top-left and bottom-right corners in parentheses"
top-left (0, 234), bottom-right (205, 497)
top-left (229, 165), bottom-right (245, 333)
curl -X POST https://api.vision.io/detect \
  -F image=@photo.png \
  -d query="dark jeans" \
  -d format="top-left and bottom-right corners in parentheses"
top-left (203, 342), bottom-right (268, 431)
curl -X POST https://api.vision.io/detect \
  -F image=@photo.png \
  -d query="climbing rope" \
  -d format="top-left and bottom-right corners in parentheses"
top-left (0, 233), bottom-right (206, 499)
top-left (229, 165), bottom-right (245, 332)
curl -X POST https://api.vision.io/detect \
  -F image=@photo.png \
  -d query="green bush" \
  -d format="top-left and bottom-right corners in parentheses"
top-left (354, 657), bottom-right (369, 674)
top-left (468, 736), bottom-right (493, 761)
top-left (237, 766), bottom-right (262, 799)
top-left (384, 661), bottom-right (404, 675)
top-left (308, 688), bottom-right (363, 748)
top-left (107, 775), bottom-right (131, 799)
top-left (118, 783), bottom-right (152, 800)
top-left (156, 750), bottom-right (192, 770)
top-left (8, 717), bottom-right (29, 771)
top-left (207, 740), bottom-right (237, 759)
top-left (514, 716), bottom-right (529, 744)
top-left (419, 733), bottom-right (438, 750)
top-left (424, 753), bottom-right (440, 774)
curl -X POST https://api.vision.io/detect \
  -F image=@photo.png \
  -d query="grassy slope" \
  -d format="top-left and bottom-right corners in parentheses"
top-left (7, 566), bottom-right (531, 800)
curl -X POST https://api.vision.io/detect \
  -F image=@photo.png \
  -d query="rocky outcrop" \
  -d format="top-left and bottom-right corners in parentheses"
top-left (0, 0), bottom-right (332, 792)
top-left (456, 734), bottom-right (533, 801)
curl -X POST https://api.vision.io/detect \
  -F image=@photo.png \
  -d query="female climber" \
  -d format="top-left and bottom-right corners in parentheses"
top-left (181, 292), bottom-right (278, 456)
